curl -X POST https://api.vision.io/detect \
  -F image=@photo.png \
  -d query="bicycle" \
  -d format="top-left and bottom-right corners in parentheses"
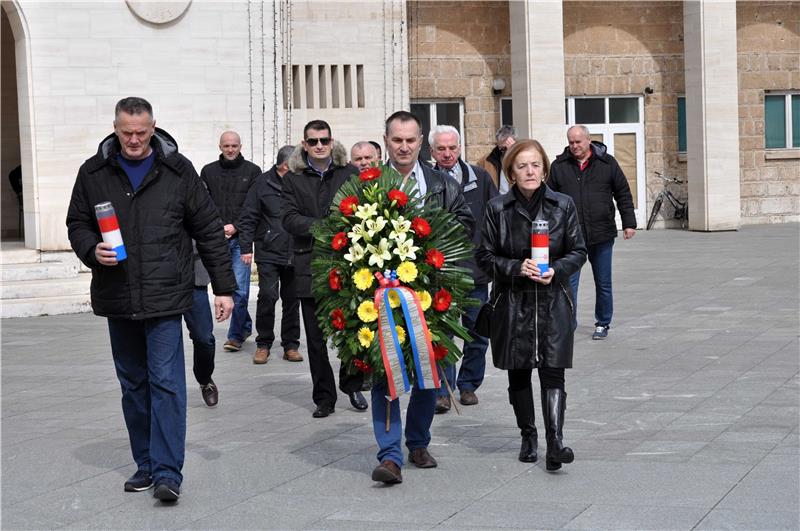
top-left (647, 171), bottom-right (688, 230)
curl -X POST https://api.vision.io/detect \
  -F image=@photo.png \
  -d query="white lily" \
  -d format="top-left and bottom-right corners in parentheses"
top-left (344, 241), bottom-right (366, 263)
top-left (354, 202), bottom-right (379, 221)
top-left (392, 233), bottom-right (419, 261)
top-left (365, 216), bottom-right (387, 239)
top-left (347, 222), bottom-right (368, 244)
top-left (366, 238), bottom-right (392, 268)
top-left (389, 216), bottom-right (411, 240)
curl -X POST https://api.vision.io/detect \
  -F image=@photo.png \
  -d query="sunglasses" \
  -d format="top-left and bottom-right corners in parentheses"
top-left (305, 137), bottom-right (331, 146)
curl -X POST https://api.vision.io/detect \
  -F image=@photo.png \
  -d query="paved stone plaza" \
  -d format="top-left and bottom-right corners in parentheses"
top-left (2, 224), bottom-right (798, 530)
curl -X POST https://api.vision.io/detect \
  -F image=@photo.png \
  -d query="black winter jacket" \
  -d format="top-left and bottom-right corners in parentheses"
top-left (200, 154), bottom-right (261, 226)
top-left (548, 141), bottom-right (636, 246)
top-left (237, 166), bottom-right (293, 266)
top-left (66, 129), bottom-right (236, 319)
top-left (436, 159), bottom-right (497, 285)
top-left (476, 186), bottom-right (587, 369)
top-left (282, 142), bottom-right (357, 297)
top-left (419, 164), bottom-right (475, 238)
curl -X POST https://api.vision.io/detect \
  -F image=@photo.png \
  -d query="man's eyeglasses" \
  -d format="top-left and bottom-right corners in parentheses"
top-left (305, 137), bottom-right (331, 146)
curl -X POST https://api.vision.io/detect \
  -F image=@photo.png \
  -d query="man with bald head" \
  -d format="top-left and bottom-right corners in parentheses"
top-left (201, 131), bottom-right (262, 352)
top-left (350, 141), bottom-right (379, 171)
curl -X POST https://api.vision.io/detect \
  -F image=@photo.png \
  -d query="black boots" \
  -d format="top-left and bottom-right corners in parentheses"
top-left (542, 388), bottom-right (574, 471)
top-left (508, 387), bottom-right (538, 463)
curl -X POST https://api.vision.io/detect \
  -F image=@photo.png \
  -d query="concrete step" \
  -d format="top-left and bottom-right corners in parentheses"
top-left (1, 261), bottom-right (81, 282)
top-left (1, 294), bottom-right (92, 319)
top-left (1, 273), bottom-right (91, 300)
top-left (0, 246), bottom-right (39, 264)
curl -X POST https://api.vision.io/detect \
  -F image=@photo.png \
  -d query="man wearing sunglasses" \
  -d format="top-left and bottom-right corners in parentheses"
top-left (282, 120), bottom-right (367, 418)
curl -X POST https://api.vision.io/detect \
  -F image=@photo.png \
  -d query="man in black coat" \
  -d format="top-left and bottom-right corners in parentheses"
top-left (428, 124), bottom-right (498, 413)
top-left (369, 111), bottom-right (474, 485)
top-left (548, 124), bottom-right (637, 340)
top-left (66, 97), bottom-right (235, 502)
top-left (200, 131), bottom-right (262, 352)
top-left (282, 120), bottom-right (367, 418)
top-left (238, 144), bottom-right (302, 365)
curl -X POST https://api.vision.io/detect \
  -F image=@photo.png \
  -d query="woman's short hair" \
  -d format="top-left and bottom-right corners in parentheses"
top-left (501, 139), bottom-right (551, 187)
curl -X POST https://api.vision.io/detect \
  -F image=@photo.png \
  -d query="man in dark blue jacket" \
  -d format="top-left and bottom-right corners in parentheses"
top-left (238, 145), bottom-right (302, 365)
top-left (429, 125), bottom-right (498, 413)
top-left (66, 97), bottom-right (235, 502)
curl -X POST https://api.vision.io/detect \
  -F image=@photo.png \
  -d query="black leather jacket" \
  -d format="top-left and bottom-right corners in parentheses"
top-left (476, 185), bottom-right (587, 369)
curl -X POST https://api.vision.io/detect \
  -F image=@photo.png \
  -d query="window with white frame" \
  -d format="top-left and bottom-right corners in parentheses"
top-left (410, 100), bottom-right (464, 162)
top-left (765, 92), bottom-right (800, 149)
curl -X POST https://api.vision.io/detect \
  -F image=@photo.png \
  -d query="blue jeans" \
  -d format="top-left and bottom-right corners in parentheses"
top-left (107, 315), bottom-right (186, 485)
top-left (569, 238), bottom-right (614, 328)
top-left (439, 284), bottom-right (490, 397)
top-left (228, 237), bottom-right (252, 342)
top-left (183, 287), bottom-right (215, 385)
top-left (371, 381), bottom-right (437, 467)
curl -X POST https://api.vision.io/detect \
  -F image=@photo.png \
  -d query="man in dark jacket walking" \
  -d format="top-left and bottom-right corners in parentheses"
top-left (476, 125), bottom-right (516, 194)
top-left (282, 120), bottom-right (367, 418)
top-left (200, 132), bottom-right (261, 352)
top-left (238, 145), bottom-right (302, 365)
top-left (548, 124), bottom-right (637, 340)
top-left (66, 97), bottom-right (236, 502)
top-left (369, 111), bottom-right (474, 485)
top-left (428, 125), bottom-right (497, 413)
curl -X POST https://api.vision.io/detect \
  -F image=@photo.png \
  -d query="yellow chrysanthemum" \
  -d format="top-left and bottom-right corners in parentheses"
top-left (395, 326), bottom-right (407, 344)
top-left (387, 290), bottom-right (400, 308)
top-left (358, 327), bottom-right (375, 348)
top-left (357, 300), bottom-right (378, 323)
top-left (416, 290), bottom-right (432, 311)
top-left (353, 268), bottom-right (374, 291)
top-left (396, 261), bottom-right (418, 283)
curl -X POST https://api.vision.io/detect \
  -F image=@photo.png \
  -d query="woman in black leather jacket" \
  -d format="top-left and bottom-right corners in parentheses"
top-left (476, 139), bottom-right (587, 471)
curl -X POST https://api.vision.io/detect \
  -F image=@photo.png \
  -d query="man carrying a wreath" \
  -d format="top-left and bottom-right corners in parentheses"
top-left (369, 111), bottom-right (475, 484)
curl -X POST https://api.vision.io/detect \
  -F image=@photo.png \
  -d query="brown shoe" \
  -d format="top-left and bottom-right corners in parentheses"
top-left (435, 395), bottom-right (451, 414)
top-left (223, 339), bottom-right (242, 352)
top-left (253, 347), bottom-right (269, 364)
top-left (408, 447), bottom-right (438, 468)
top-left (371, 460), bottom-right (402, 484)
top-left (459, 390), bottom-right (479, 406)
top-left (283, 349), bottom-right (303, 362)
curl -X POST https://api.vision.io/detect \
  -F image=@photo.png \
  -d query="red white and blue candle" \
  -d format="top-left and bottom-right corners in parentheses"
top-left (94, 201), bottom-right (127, 261)
top-left (530, 219), bottom-right (549, 274)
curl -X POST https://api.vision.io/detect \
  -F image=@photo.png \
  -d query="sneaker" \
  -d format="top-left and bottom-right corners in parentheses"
top-left (223, 339), bottom-right (242, 352)
top-left (123, 469), bottom-right (153, 492)
top-left (200, 379), bottom-right (218, 407)
top-left (592, 326), bottom-right (609, 340)
top-left (153, 478), bottom-right (180, 502)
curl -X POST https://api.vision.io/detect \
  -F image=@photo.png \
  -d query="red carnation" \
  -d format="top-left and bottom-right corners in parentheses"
top-left (432, 344), bottom-right (448, 361)
top-left (331, 231), bottom-right (348, 251)
top-left (411, 217), bottom-right (431, 238)
top-left (354, 359), bottom-right (373, 373)
top-left (359, 167), bottom-right (381, 182)
top-left (425, 248), bottom-right (445, 269)
top-left (330, 308), bottom-right (346, 330)
top-left (432, 288), bottom-right (452, 312)
top-left (339, 195), bottom-right (359, 216)
top-left (328, 269), bottom-right (342, 291)
top-left (387, 189), bottom-right (408, 208)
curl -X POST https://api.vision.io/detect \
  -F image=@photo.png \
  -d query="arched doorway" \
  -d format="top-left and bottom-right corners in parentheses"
top-left (1, 5), bottom-right (22, 242)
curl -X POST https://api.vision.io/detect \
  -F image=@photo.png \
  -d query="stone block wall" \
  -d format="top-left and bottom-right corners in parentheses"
top-left (563, 1), bottom-right (686, 211)
top-left (737, 1), bottom-right (800, 225)
top-left (407, 1), bottom-right (510, 163)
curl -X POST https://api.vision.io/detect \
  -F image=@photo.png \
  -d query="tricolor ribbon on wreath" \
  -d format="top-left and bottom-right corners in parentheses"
top-left (373, 270), bottom-right (440, 401)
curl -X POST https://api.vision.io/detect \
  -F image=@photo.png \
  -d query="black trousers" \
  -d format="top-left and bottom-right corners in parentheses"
top-left (300, 297), bottom-right (363, 407)
top-left (255, 262), bottom-right (300, 352)
top-left (508, 367), bottom-right (565, 391)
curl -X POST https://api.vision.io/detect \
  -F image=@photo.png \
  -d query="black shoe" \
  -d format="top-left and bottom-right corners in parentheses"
top-left (434, 395), bottom-right (451, 414)
top-left (200, 379), bottom-right (218, 407)
top-left (153, 478), bottom-right (180, 502)
top-left (348, 391), bottom-right (368, 410)
top-left (123, 469), bottom-right (153, 492)
top-left (312, 404), bottom-right (335, 418)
